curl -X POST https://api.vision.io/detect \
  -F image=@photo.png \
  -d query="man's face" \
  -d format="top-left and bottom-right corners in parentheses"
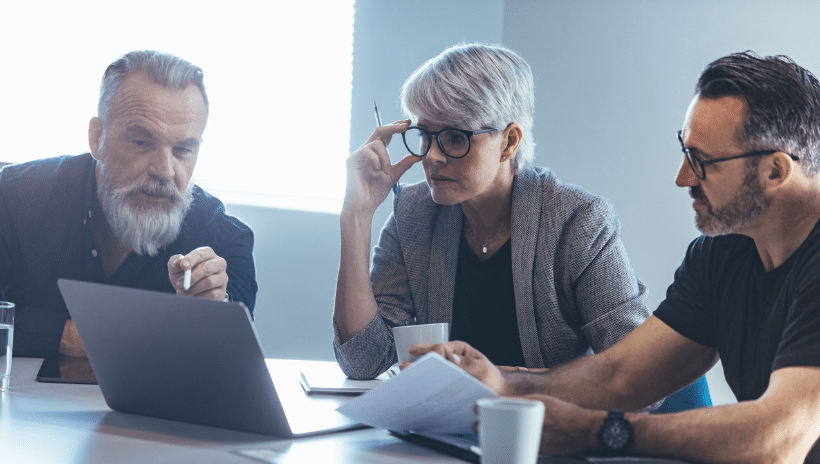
top-left (89, 71), bottom-right (207, 255)
top-left (675, 95), bottom-right (768, 236)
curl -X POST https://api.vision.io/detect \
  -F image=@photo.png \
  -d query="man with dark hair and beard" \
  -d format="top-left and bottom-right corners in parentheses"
top-left (410, 51), bottom-right (820, 463)
top-left (0, 50), bottom-right (257, 358)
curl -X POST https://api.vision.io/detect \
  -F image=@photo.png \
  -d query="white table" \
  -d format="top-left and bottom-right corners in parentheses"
top-left (0, 358), bottom-right (469, 464)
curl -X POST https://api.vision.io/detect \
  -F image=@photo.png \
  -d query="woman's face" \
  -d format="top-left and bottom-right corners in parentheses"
top-left (415, 117), bottom-right (514, 206)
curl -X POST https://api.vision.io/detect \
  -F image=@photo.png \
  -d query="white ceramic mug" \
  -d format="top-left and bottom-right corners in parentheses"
top-left (477, 397), bottom-right (545, 464)
top-left (392, 323), bottom-right (448, 363)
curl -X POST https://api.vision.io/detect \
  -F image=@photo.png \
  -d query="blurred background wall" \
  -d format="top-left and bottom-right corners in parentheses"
top-left (235, 0), bottom-right (820, 406)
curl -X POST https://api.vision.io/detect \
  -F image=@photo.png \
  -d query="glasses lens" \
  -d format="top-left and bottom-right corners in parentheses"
top-left (439, 130), bottom-right (470, 158)
top-left (685, 151), bottom-right (705, 179)
top-left (404, 128), bottom-right (428, 157)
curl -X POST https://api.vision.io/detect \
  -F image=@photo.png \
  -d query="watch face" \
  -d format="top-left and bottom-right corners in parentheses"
top-left (602, 420), bottom-right (630, 449)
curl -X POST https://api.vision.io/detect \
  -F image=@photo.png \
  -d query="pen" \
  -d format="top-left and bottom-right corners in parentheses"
top-left (374, 101), bottom-right (400, 196)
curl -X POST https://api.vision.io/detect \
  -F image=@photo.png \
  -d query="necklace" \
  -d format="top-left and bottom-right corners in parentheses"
top-left (465, 220), bottom-right (509, 254)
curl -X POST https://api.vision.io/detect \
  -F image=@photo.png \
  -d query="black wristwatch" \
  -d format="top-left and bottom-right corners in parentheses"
top-left (598, 410), bottom-right (633, 454)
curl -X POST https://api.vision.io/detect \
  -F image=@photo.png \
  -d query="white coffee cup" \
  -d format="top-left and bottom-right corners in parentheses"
top-left (477, 397), bottom-right (545, 464)
top-left (392, 322), bottom-right (448, 364)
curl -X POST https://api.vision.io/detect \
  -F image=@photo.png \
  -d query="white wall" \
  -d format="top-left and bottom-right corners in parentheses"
top-left (236, 0), bottom-right (820, 406)
top-left (235, 0), bottom-right (506, 362)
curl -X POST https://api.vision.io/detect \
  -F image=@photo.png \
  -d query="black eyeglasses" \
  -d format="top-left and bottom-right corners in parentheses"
top-left (402, 126), bottom-right (497, 159)
top-left (677, 130), bottom-right (799, 180)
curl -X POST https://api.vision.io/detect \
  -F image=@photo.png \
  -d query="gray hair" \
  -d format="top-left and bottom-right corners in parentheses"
top-left (98, 50), bottom-right (208, 125)
top-left (696, 51), bottom-right (820, 176)
top-left (400, 43), bottom-right (536, 173)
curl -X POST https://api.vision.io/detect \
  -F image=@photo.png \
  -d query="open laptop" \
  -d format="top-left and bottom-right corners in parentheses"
top-left (57, 278), bottom-right (362, 437)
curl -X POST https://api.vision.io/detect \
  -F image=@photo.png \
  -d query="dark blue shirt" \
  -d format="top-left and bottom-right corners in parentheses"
top-left (0, 154), bottom-right (257, 357)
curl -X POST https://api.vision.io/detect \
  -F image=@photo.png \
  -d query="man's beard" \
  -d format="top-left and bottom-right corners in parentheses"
top-left (690, 162), bottom-right (768, 236)
top-left (97, 166), bottom-right (193, 256)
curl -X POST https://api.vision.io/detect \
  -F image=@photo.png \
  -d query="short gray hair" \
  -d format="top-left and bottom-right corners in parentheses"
top-left (400, 43), bottom-right (536, 173)
top-left (98, 50), bottom-right (208, 124)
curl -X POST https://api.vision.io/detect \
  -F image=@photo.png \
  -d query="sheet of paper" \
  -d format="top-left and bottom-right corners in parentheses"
top-left (336, 352), bottom-right (497, 434)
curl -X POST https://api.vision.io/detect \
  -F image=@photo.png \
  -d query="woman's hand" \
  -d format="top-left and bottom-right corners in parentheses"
top-left (343, 120), bottom-right (421, 217)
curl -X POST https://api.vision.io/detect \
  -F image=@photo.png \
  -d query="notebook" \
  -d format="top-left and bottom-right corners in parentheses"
top-left (56, 278), bottom-right (362, 437)
top-left (299, 370), bottom-right (389, 396)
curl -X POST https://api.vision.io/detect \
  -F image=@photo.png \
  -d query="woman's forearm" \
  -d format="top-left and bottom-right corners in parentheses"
top-left (334, 209), bottom-right (380, 343)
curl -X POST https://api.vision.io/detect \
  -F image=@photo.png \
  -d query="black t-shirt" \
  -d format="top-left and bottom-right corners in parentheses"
top-left (654, 218), bottom-right (820, 402)
top-left (450, 236), bottom-right (526, 367)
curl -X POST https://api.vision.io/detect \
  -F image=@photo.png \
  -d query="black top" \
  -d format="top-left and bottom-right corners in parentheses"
top-left (654, 218), bottom-right (820, 402)
top-left (450, 236), bottom-right (526, 367)
top-left (0, 154), bottom-right (258, 358)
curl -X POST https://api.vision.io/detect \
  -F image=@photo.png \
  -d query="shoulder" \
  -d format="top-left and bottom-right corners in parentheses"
top-left (0, 154), bottom-right (93, 188)
top-left (392, 180), bottom-right (441, 224)
top-left (515, 166), bottom-right (617, 229)
top-left (0, 154), bottom-right (93, 205)
top-left (684, 233), bottom-right (752, 263)
top-left (671, 234), bottom-right (755, 288)
top-left (783, 217), bottom-right (820, 283)
top-left (185, 185), bottom-right (253, 237)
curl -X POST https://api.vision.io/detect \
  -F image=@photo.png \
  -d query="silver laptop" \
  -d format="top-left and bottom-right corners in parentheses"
top-left (57, 278), bottom-right (362, 437)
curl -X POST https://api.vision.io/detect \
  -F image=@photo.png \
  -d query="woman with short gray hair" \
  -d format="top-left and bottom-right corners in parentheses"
top-left (333, 43), bottom-right (650, 381)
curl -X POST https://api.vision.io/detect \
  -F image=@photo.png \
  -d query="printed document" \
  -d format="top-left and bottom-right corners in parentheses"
top-left (336, 352), bottom-right (497, 434)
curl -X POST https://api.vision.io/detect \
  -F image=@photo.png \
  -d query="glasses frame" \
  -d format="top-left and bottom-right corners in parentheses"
top-left (677, 130), bottom-right (799, 180)
top-left (402, 126), bottom-right (498, 159)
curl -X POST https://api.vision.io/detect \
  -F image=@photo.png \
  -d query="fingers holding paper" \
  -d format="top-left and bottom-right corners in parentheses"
top-left (168, 246), bottom-right (229, 301)
top-left (409, 340), bottom-right (510, 395)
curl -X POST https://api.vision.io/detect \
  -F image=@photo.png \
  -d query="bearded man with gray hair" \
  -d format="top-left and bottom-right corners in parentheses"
top-left (0, 50), bottom-right (257, 358)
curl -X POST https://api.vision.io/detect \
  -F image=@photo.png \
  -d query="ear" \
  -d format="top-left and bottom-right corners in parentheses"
top-left (500, 123), bottom-right (523, 162)
top-left (762, 152), bottom-right (796, 189)
top-left (88, 117), bottom-right (104, 160)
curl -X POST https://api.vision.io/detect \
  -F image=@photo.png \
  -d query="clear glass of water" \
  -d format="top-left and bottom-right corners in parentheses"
top-left (0, 301), bottom-right (14, 391)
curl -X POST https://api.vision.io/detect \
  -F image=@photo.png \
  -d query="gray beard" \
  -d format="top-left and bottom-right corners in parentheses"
top-left (97, 166), bottom-right (193, 256)
top-left (691, 163), bottom-right (768, 236)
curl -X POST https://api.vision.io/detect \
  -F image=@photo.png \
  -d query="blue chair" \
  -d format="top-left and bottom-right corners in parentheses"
top-left (652, 375), bottom-right (712, 413)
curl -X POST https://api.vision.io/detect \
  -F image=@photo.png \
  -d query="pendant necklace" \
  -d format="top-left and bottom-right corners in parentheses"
top-left (465, 221), bottom-right (509, 254)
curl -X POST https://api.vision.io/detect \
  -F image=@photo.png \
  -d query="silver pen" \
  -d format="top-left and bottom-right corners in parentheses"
top-left (374, 101), bottom-right (400, 195)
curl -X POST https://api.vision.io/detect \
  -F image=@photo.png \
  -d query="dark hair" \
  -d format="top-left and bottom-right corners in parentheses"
top-left (696, 51), bottom-right (820, 175)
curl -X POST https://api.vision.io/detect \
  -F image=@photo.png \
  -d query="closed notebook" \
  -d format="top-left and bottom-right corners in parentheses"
top-left (299, 371), bottom-right (390, 396)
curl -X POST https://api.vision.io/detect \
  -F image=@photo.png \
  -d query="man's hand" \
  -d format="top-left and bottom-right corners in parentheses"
top-left (525, 394), bottom-right (602, 455)
top-left (168, 246), bottom-right (228, 301)
top-left (470, 394), bottom-right (601, 455)
top-left (60, 319), bottom-right (87, 357)
top-left (407, 340), bottom-right (512, 395)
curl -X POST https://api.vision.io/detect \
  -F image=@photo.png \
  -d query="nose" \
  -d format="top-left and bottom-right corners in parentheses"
top-left (149, 147), bottom-right (176, 180)
top-left (424, 138), bottom-right (448, 163)
top-left (675, 156), bottom-right (698, 187)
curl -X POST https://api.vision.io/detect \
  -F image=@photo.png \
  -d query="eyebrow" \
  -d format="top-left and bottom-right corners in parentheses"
top-left (177, 138), bottom-right (201, 149)
top-left (679, 133), bottom-right (713, 159)
top-left (125, 125), bottom-right (153, 138)
top-left (125, 125), bottom-right (200, 148)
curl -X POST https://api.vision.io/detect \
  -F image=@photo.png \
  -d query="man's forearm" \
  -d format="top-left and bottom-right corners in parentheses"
top-left (627, 401), bottom-right (818, 463)
top-left (504, 354), bottom-right (650, 411)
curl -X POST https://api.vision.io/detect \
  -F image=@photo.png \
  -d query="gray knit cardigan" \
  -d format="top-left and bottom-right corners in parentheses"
top-left (334, 166), bottom-right (649, 380)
